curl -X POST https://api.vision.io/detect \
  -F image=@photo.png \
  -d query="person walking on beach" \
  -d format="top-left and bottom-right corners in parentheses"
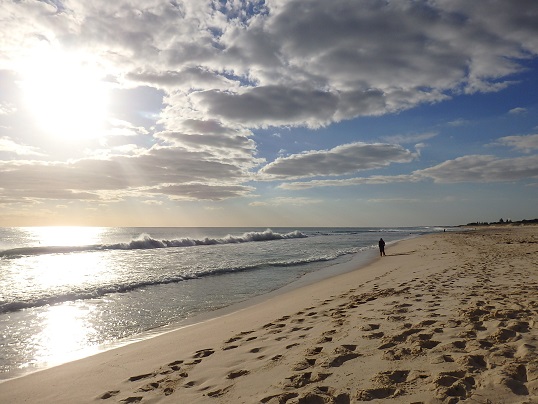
top-left (378, 238), bottom-right (386, 256)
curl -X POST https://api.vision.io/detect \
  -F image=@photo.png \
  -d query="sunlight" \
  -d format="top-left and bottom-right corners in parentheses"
top-left (30, 304), bottom-right (97, 368)
top-left (19, 44), bottom-right (110, 141)
top-left (24, 226), bottom-right (106, 247)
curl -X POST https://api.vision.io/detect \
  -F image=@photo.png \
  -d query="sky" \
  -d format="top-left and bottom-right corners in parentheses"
top-left (0, 0), bottom-right (537, 227)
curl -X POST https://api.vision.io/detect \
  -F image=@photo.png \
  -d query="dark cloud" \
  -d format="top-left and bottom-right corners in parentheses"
top-left (192, 86), bottom-right (339, 128)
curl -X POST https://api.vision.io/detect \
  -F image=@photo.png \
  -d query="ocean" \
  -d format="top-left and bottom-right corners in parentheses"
top-left (0, 226), bottom-right (444, 380)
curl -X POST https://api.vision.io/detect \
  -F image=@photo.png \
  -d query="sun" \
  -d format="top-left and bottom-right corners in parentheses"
top-left (19, 46), bottom-right (110, 141)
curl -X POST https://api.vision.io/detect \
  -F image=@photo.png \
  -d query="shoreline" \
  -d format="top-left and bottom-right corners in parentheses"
top-left (1, 227), bottom-right (536, 403)
top-left (0, 227), bottom-right (422, 382)
top-left (0, 241), bottom-right (382, 383)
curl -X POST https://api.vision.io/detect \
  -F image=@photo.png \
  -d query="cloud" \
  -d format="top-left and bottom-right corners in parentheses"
top-left (191, 86), bottom-right (340, 128)
top-left (7, 0), bottom-right (532, 129)
top-left (491, 134), bottom-right (538, 153)
top-left (278, 174), bottom-right (417, 190)
top-left (156, 130), bottom-right (259, 161)
top-left (3, 1), bottom-right (537, 134)
top-left (0, 102), bottom-right (16, 115)
top-left (149, 183), bottom-right (255, 201)
top-left (417, 154), bottom-right (538, 183)
top-left (447, 119), bottom-right (470, 127)
top-left (0, 145), bottom-right (255, 202)
top-left (153, 118), bottom-right (263, 166)
top-left (249, 197), bottom-right (322, 207)
top-left (0, 137), bottom-right (43, 156)
top-left (259, 142), bottom-right (417, 179)
top-left (508, 107), bottom-right (528, 115)
top-left (381, 132), bottom-right (438, 145)
top-left (142, 199), bottom-right (163, 205)
top-left (126, 67), bottom-right (236, 92)
top-left (279, 153), bottom-right (538, 189)
top-left (1, 0), bottom-right (538, 214)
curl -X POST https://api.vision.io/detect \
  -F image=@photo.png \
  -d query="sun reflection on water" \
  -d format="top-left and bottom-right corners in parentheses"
top-left (8, 227), bottom-right (116, 371)
top-left (29, 303), bottom-right (97, 368)
top-left (22, 226), bottom-right (106, 247)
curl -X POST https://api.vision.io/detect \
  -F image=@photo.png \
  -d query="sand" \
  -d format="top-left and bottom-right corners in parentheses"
top-left (0, 226), bottom-right (537, 403)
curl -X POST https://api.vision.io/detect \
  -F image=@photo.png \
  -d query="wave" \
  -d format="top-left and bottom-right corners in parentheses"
top-left (0, 245), bottom-right (361, 314)
top-left (0, 229), bottom-right (308, 258)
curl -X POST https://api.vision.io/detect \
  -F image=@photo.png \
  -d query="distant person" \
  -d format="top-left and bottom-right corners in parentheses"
top-left (379, 238), bottom-right (386, 256)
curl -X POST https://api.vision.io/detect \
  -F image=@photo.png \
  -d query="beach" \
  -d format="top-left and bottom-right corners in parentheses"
top-left (1, 226), bottom-right (537, 403)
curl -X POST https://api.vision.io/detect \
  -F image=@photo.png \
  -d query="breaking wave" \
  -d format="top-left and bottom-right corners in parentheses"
top-left (0, 229), bottom-right (307, 258)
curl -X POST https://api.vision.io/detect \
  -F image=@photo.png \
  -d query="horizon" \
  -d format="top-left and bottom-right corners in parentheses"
top-left (1, 1), bottom-right (537, 227)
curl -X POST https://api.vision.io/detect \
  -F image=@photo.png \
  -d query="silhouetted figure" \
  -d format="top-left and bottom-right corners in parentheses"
top-left (378, 238), bottom-right (386, 256)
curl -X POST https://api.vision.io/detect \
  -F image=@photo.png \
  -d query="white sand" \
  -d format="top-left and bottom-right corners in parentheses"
top-left (1, 227), bottom-right (537, 403)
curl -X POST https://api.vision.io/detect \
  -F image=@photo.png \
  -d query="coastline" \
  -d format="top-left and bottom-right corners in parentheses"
top-left (1, 227), bottom-right (536, 403)
top-left (0, 240), bottom-right (382, 383)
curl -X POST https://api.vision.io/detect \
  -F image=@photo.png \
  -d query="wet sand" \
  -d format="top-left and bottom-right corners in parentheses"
top-left (1, 226), bottom-right (537, 403)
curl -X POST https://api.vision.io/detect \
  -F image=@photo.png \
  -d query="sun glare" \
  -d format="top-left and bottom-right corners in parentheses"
top-left (19, 46), bottom-right (110, 141)
top-left (25, 226), bottom-right (105, 247)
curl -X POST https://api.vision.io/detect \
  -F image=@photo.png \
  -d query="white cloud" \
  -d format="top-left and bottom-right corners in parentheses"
top-left (249, 197), bottom-right (322, 207)
top-left (150, 182), bottom-right (255, 201)
top-left (0, 145), bottom-right (255, 202)
top-left (4, 0), bottom-right (531, 130)
top-left (0, 137), bottom-right (43, 156)
top-left (142, 199), bottom-right (163, 205)
top-left (0, 102), bottom-right (16, 115)
top-left (279, 153), bottom-right (538, 189)
top-left (381, 132), bottom-right (438, 145)
top-left (418, 154), bottom-right (538, 183)
top-left (1, 0), bottom-right (538, 211)
top-left (508, 107), bottom-right (528, 115)
top-left (260, 142), bottom-right (417, 180)
top-left (447, 119), bottom-right (470, 127)
top-left (491, 134), bottom-right (538, 153)
top-left (278, 174), bottom-right (417, 190)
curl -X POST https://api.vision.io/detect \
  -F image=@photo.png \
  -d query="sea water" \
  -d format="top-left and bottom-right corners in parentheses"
top-left (0, 226), bottom-right (444, 379)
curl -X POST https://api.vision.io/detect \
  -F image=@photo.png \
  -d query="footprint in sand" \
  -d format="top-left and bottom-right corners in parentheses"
top-left (432, 370), bottom-right (475, 402)
top-left (500, 363), bottom-right (529, 395)
top-left (285, 371), bottom-right (332, 388)
top-left (100, 390), bottom-right (120, 399)
top-left (372, 369), bottom-right (410, 385)
top-left (306, 346), bottom-right (323, 355)
top-left (227, 369), bottom-right (250, 379)
top-left (119, 397), bottom-right (143, 403)
top-left (292, 358), bottom-right (317, 371)
top-left (136, 382), bottom-right (160, 392)
top-left (193, 348), bottom-right (215, 358)
top-left (356, 387), bottom-right (400, 401)
top-left (324, 345), bottom-right (360, 368)
top-left (206, 385), bottom-right (232, 397)
top-left (261, 392), bottom-right (299, 403)
top-left (128, 373), bottom-right (155, 382)
top-left (456, 354), bottom-right (487, 371)
top-left (360, 323), bottom-right (381, 331)
top-left (363, 331), bottom-right (384, 339)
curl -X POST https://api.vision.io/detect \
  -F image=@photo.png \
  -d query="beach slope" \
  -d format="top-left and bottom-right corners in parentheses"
top-left (1, 227), bottom-right (537, 403)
